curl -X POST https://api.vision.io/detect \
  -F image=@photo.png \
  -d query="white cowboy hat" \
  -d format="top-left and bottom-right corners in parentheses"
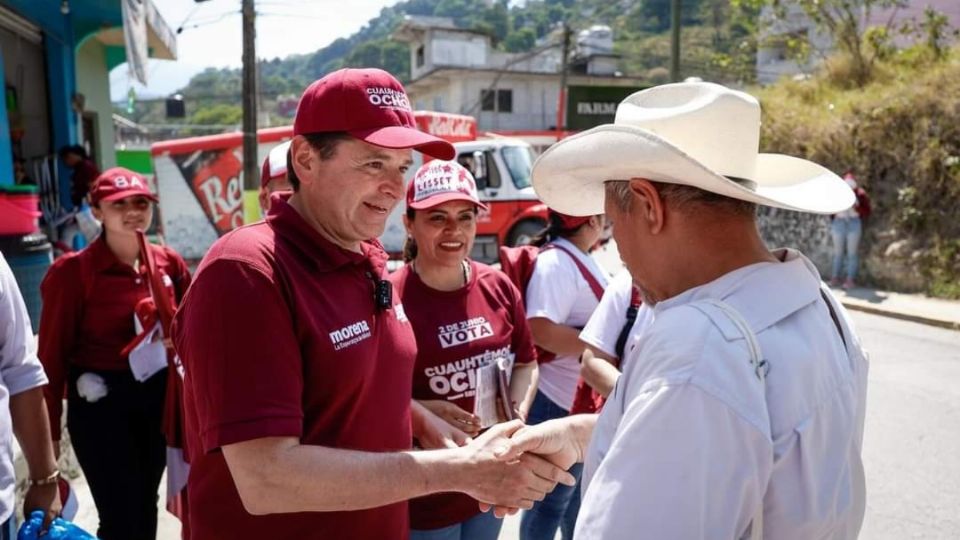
top-left (532, 82), bottom-right (854, 215)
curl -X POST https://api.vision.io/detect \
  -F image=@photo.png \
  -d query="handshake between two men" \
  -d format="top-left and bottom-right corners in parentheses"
top-left (434, 415), bottom-right (598, 518)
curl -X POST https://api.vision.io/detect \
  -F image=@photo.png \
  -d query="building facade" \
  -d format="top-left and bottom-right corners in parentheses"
top-left (394, 16), bottom-right (647, 134)
top-left (0, 0), bottom-right (175, 209)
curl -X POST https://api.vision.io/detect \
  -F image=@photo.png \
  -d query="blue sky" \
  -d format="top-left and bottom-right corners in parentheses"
top-left (109, 0), bottom-right (401, 101)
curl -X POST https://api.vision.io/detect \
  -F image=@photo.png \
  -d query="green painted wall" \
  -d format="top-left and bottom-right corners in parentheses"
top-left (116, 149), bottom-right (153, 174)
top-left (75, 38), bottom-right (116, 170)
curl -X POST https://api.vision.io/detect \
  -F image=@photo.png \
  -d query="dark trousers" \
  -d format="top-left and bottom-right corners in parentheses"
top-left (520, 390), bottom-right (583, 540)
top-left (0, 515), bottom-right (14, 540)
top-left (67, 368), bottom-right (167, 540)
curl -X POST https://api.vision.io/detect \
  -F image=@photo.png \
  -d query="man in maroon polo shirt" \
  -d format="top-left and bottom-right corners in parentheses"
top-left (172, 68), bottom-right (572, 540)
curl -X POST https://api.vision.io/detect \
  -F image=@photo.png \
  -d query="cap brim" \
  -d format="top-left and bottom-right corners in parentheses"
top-left (352, 125), bottom-right (456, 160)
top-left (532, 124), bottom-right (854, 216)
top-left (98, 190), bottom-right (159, 204)
top-left (409, 192), bottom-right (488, 211)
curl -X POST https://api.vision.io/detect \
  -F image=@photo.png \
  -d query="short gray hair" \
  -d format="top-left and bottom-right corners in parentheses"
top-left (604, 180), bottom-right (757, 218)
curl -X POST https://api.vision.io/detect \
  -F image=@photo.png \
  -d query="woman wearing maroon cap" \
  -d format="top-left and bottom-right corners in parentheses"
top-left (390, 160), bottom-right (540, 540)
top-left (520, 209), bottom-right (608, 540)
top-left (37, 167), bottom-right (191, 540)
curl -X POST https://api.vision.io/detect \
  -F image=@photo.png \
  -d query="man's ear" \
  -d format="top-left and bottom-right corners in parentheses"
top-left (629, 179), bottom-right (666, 235)
top-left (90, 204), bottom-right (103, 221)
top-left (290, 136), bottom-right (314, 186)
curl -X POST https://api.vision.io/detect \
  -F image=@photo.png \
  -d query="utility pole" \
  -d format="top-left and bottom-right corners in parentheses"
top-left (670, 0), bottom-right (681, 82)
top-left (555, 22), bottom-right (572, 141)
top-left (241, 0), bottom-right (259, 218)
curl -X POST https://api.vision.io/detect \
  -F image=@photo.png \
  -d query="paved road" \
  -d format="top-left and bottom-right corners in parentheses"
top-left (67, 296), bottom-right (959, 539)
top-left (855, 311), bottom-right (960, 539)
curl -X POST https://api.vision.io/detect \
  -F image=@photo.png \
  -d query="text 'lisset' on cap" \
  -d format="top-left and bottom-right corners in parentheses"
top-left (407, 160), bottom-right (487, 211)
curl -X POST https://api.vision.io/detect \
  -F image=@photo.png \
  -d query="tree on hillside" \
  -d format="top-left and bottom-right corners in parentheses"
top-left (505, 27), bottom-right (538, 52)
top-left (190, 104), bottom-right (242, 126)
top-left (767, 0), bottom-right (908, 86)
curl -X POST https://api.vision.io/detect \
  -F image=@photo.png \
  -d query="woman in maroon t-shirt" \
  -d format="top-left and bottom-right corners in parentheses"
top-left (390, 160), bottom-right (539, 540)
top-left (37, 168), bottom-right (191, 540)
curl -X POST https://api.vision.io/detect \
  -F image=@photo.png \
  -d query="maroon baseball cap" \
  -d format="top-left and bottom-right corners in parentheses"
top-left (260, 140), bottom-right (291, 187)
top-left (90, 167), bottom-right (157, 205)
top-left (549, 210), bottom-right (592, 230)
top-left (294, 68), bottom-right (455, 160)
top-left (406, 160), bottom-right (488, 211)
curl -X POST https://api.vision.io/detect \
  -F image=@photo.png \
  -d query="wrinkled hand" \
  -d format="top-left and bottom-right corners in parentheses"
top-left (419, 399), bottom-right (482, 436)
top-left (414, 405), bottom-right (473, 449)
top-left (23, 481), bottom-right (62, 531)
top-left (479, 415), bottom-right (596, 517)
top-left (457, 420), bottom-right (575, 514)
top-left (508, 416), bottom-right (592, 470)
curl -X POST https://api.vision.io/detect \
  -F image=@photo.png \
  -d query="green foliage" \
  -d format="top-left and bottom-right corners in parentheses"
top-left (190, 104), bottom-right (242, 126)
top-left (765, 0), bottom-right (922, 87)
top-left (758, 46), bottom-right (960, 297)
top-left (918, 6), bottom-right (958, 60)
top-left (504, 27), bottom-right (537, 52)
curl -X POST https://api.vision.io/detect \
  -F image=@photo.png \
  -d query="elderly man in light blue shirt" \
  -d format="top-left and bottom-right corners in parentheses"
top-left (0, 253), bottom-right (60, 538)
top-left (497, 82), bottom-right (869, 539)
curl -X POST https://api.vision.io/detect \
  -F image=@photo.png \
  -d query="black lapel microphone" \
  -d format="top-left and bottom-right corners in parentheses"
top-left (375, 279), bottom-right (392, 311)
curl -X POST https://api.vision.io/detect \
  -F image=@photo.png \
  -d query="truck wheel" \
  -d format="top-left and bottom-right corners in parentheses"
top-left (507, 219), bottom-right (546, 246)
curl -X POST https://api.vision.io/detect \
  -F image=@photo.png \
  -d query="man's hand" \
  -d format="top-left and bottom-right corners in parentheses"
top-left (22, 481), bottom-right (62, 530)
top-left (509, 415), bottom-right (596, 470)
top-left (454, 420), bottom-right (576, 512)
top-left (419, 399), bottom-right (482, 436)
top-left (413, 403), bottom-right (472, 449)
top-left (479, 415), bottom-right (597, 517)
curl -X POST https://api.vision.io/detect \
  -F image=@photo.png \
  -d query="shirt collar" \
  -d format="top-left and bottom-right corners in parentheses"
top-left (653, 248), bottom-right (823, 333)
top-left (87, 236), bottom-right (128, 273)
top-left (266, 192), bottom-right (388, 275)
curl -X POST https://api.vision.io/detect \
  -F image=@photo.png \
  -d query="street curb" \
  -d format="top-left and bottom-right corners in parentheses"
top-left (838, 300), bottom-right (960, 331)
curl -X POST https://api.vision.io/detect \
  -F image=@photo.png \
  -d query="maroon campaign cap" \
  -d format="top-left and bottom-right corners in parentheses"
top-left (406, 160), bottom-right (488, 211)
top-left (90, 167), bottom-right (157, 205)
top-left (549, 210), bottom-right (592, 230)
top-left (294, 68), bottom-right (455, 160)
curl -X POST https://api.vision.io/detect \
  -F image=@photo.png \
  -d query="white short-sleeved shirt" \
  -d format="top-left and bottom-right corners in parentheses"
top-left (525, 237), bottom-right (609, 411)
top-left (577, 249), bottom-right (868, 540)
top-left (579, 269), bottom-right (653, 363)
top-left (0, 254), bottom-right (49, 523)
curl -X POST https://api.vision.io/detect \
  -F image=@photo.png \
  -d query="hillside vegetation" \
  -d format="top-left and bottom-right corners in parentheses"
top-left (122, 0), bottom-right (758, 127)
top-left (758, 45), bottom-right (960, 297)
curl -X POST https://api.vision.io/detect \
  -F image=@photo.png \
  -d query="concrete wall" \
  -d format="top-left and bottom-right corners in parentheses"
top-left (431, 30), bottom-right (488, 68)
top-left (757, 207), bottom-right (833, 276)
top-left (448, 74), bottom-right (558, 131)
top-left (75, 37), bottom-right (115, 169)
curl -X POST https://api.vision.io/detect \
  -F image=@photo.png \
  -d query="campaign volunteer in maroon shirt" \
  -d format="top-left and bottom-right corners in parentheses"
top-left (172, 68), bottom-right (572, 540)
top-left (391, 161), bottom-right (540, 539)
top-left (38, 168), bottom-right (191, 540)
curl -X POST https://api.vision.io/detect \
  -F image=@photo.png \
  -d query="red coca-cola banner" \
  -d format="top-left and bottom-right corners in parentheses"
top-left (174, 148), bottom-right (245, 235)
top-left (414, 111), bottom-right (477, 143)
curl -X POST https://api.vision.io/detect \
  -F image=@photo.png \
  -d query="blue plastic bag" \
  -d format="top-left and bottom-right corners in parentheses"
top-left (17, 510), bottom-right (97, 540)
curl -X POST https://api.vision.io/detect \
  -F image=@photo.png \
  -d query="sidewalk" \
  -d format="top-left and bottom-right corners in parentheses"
top-left (829, 286), bottom-right (960, 331)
